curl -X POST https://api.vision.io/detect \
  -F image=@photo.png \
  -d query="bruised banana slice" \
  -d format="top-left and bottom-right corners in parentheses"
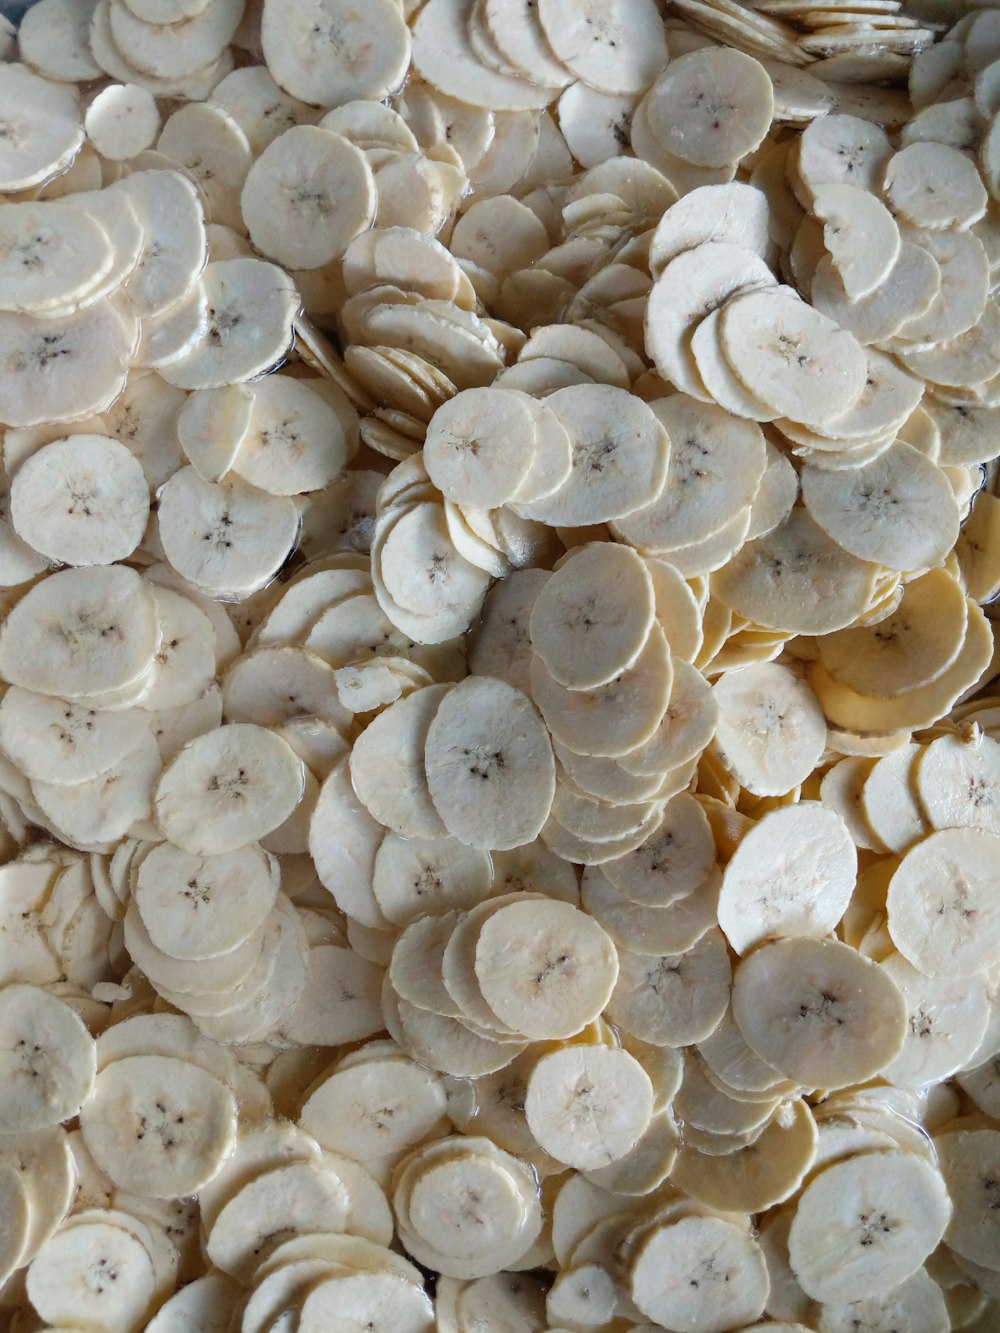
top-left (0, 984), bottom-right (96, 1132)
top-left (79, 1053), bottom-right (237, 1198)
top-left (154, 723), bottom-right (305, 856)
top-left (732, 937), bottom-right (908, 1091)
top-left (525, 1044), bottom-right (654, 1169)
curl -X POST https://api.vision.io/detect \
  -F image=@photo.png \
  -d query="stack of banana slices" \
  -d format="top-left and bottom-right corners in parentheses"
top-left (0, 0), bottom-right (999, 1331)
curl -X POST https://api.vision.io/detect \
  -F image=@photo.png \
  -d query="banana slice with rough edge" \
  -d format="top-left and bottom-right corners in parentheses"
top-left (880, 951), bottom-right (991, 1090)
top-left (732, 936), bottom-right (908, 1090)
top-left (0, 983), bottom-right (96, 1131)
top-left (525, 1044), bottom-right (654, 1169)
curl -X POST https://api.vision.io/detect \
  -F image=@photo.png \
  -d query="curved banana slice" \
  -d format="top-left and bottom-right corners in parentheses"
top-left (733, 937), bottom-right (908, 1090)
top-left (424, 676), bottom-right (555, 851)
top-left (467, 568), bottom-right (550, 697)
top-left (629, 1215), bottom-right (769, 1331)
top-left (473, 897), bottom-right (618, 1039)
top-left (79, 1053), bottom-right (237, 1198)
top-left (606, 927), bottom-right (731, 1047)
top-left (916, 729), bottom-right (1000, 834)
top-left (0, 1160), bottom-right (29, 1287)
top-left (712, 662), bottom-right (826, 797)
top-left (787, 1150), bottom-right (951, 1304)
top-left (649, 182), bottom-right (771, 277)
top-left (886, 141), bottom-right (988, 231)
top-left (719, 802), bottom-right (856, 954)
top-left (811, 182), bottom-right (901, 301)
top-left (154, 723), bottom-right (305, 855)
top-left (887, 827), bottom-right (1000, 978)
top-left (525, 1044), bottom-right (653, 1169)
top-left (0, 1126), bottom-right (76, 1268)
top-left (0, 984), bottom-right (96, 1131)
top-left (26, 1217), bottom-right (158, 1333)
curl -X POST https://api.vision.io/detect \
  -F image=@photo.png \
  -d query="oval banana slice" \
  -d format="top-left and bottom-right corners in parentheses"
top-left (732, 937), bottom-right (908, 1091)
top-left (350, 684), bottom-right (449, 839)
top-left (712, 662), bottom-right (827, 797)
top-left (935, 1128), bottom-right (1000, 1270)
top-left (629, 1215), bottom-right (769, 1331)
top-left (606, 927), bottom-right (731, 1047)
top-left (916, 729), bottom-right (1000, 834)
top-left (0, 688), bottom-right (151, 787)
top-left (525, 1044), bottom-right (654, 1169)
top-left (536, 0), bottom-right (666, 96)
top-left (262, 0), bottom-right (411, 106)
top-left (26, 1217), bottom-right (158, 1333)
top-left (0, 983), bottom-right (96, 1131)
top-left (645, 48), bottom-right (774, 168)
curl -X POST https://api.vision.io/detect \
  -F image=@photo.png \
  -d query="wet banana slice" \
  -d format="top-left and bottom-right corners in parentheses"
top-left (603, 791), bottom-right (715, 906)
top-left (886, 827), bottom-right (1000, 978)
top-left (535, 0), bottom-right (667, 96)
top-left (85, 81), bottom-right (161, 160)
top-left (629, 1215), bottom-right (769, 1332)
top-left (712, 662), bottom-right (827, 796)
top-left (718, 802), bottom-right (856, 954)
top-left (605, 927), bottom-right (731, 1047)
top-left (79, 1053), bottom-right (237, 1198)
top-left (810, 182), bottom-right (900, 301)
top-left (732, 937), bottom-right (908, 1090)
top-left (232, 375), bottom-right (351, 497)
top-left (645, 48), bottom-right (774, 167)
top-left (787, 1150), bottom-right (952, 1304)
top-left (814, 1267), bottom-right (950, 1333)
top-left (145, 1272), bottom-right (241, 1333)
top-left (0, 688), bottom-right (150, 786)
top-left (884, 141), bottom-right (988, 231)
top-left (26, 1216), bottom-right (158, 1333)
top-left (154, 723), bottom-right (306, 855)
top-left (648, 182), bottom-right (772, 277)
top-left (525, 1044), bottom-right (654, 1169)
top-left (935, 1128), bottom-right (1000, 1270)
top-left (0, 1159), bottom-right (29, 1288)
top-left (794, 112), bottom-right (894, 200)
top-left (0, 984), bottom-right (96, 1132)
top-left (262, 0), bottom-right (411, 106)
top-left (349, 684), bottom-right (449, 839)
top-left (308, 758), bottom-right (387, 929)
top-left (880, 952), bottom-right (990, 1090)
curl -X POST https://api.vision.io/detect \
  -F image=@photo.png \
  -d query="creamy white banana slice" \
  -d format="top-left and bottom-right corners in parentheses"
top-left (279, 942), bottom-right (383, 1046)
top-left (0, 1160), bottom-right (29, 1288)
top-left (811, 241), bottom-right (941, 346)
top-left (371, 831), bottom-right (491, 926)
top-left (0, 688), bottom-right (149, 788)
top-left (606, 927), bottom-right (731, 1047)
top-left (712, 662), bottom-right (826, 797)
top-left (648, 182), bottom-right (772, 277)
top-left (582, 863), bottom-right (720, 957)
top-left (261, 0), bottom-right (410, 106)
top-left (935, 1127), bottom-right (1000, 1271)
top-left (788, 1150), bottom-right (952, 1304)
top-left (299, 1052), bottom-right (447, 1162)
top-left (646, 47), bottom-right (773, 168)
top-left (733, 937), bottom-right (908, 1090)
top-left (232, 375), bottom-right (350, 498)
top-left (145, 1271), bottom-right (240, 1333)
top-left (793, 111), bottom-right (893, 201)
top-left (0, 63), bottom-right (84, 192)
top-left (885, 141), bottom-right (988, 231)
top-left (309, 757), bottom-right (388, 929)
top-left (26, 1216), bottom-right (158, 1333)
top-left (0, 1126), bottom-right (75, 1269)
top-left (85, 81), bottom-right (160, 161)
top-left (916, 729), bottom-right (1000, 835)
top-left (814, 1266), bottom-right (950, 1333)
top-left (536, 0), bottom-right (666, 96)
top-left (628, 1215), bottom-right (769, 1331)
top-left (810, 182), bottom-right (900, 301)
top-left (423, 386), bottom-right (536, 508)
top-left (297, 1270), bottom-right (435, 1333)
top-left (222, 646), bottom-right (349, 732)
top-left (154, 722), bottom-right (305, 856)
top-left (0, 983), bottom-right (96, 1131)
top-left (349, 684), bottom-right (449, 839)
top-left (524, 1044), bottom-right (653, 1170)
top-left (176, 383), bottom-right (253, 484)
top-left (473, 897), bottom-right (618, 1039)
top-left (601, 790), bottom-right (715, 906)
top-left (879, 951), bottom-right (990, 1090)
top-left (30, 727), bottom-right (160, 848)
top-left (0, 201), bottom-right (113, 317)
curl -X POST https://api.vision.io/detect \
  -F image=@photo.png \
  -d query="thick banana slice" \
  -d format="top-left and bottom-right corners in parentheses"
top-left (645, 47), bottom-right (774, 167)
top-left (0, 564), bottom-right (158, 699)
top-left (0, 984), bottom-right (96, 1131)
top-left (424, 676), bottom-right (555, 851)
top-left (26, 1217), bottom-right (158, 1333)
top-left (629, 1214), bottom-right (769, 1332)
top-left (733, 937), bottom-right (908, 1090)
top-left (154, 723), bottom-right (306, 855)
top-left (718, 802), bottom-right (856, 954)
top-left (787, 1150), bottom-right (952, 1304)
top-left (916, 729), bottom-right (1000, 834)
top-left (886, 827), bottom-right (1000, 978)
top-left (473, 897), bottom-right (618, 1039)
top-left (606, 927), bottom-right (731, 1046)
top-left (525, 1044), bottom-right (654, 1169)
top-left (79, 1053), bottom-right (237, 1198)
top-left (712, 662), bottom-right (826, 796)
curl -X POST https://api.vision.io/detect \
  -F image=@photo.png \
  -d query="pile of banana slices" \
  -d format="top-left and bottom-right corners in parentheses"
top-left (0, 0), bottom-right (999, 1331)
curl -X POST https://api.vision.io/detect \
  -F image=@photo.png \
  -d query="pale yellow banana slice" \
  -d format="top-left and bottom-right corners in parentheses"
top-left (649, 182), bottom-right (772, 277)
top-left (0, 983), bottom-right (96, 1131)
top-left (536, 0), bottom-right (667, 96)
top-left (582, 863), bottom-right (720, 957)
top-left (525, 1044), bottom-right (654, 1169)
top-left (299, 1051), bottom-right (446, 1162)
top-left (26, 1217), bottom-right (158, 1333)
top-left (605, 927), bottom-right (731, 1047)
top-left (880, 951), bottom-right (991, 1090)
top-left (349, 683), bottom-right (449, 839)
top-left (308, 757), bottom-right (387, 929)
top-left (916, 729), bottom-right (1000, 834)
top-left (645, 47), bottom-right (774, 168)
top-left (712, 662), bottom-right (827, 797)
top-left (603, 791), bottom-right (715, 906)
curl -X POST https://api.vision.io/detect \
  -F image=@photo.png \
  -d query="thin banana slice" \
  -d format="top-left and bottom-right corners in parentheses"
top-left (145, 1272), bottom-right (241, 1333)
top-left (606, 927), bottom-right (731, 1047)
top-left (648, 182), bottom-right (772, 277)
top-left (886, 827), bottom-right (1000, 978)
top-left (0, 983), bottom-right (96, 1131)
top-left (261, 0), bottom-right (410, 105)
top-left (788, 1150), bottom-right (952, 1304)
top-left (0, 688), bottom-right (149, 787)
top-left (154, 723), bottom-right (305, 855)
top-left (424, 676), bottom-right (555, 851)
top-left (645, 47), bottom-right (774, 167)
top-left (885, 141), bottom-right (988, 231)
top-left (809, 181), bottom-right (900, 301)
top-left (814, 1267), bottom-right (950, 1333)
top-left (31, 727), bottom-right (160, 848)
top-left (0, 1161), bottom-right (29, 1288)
top-left (86, 81), bottom-right (160, 161)
top-left (732, 937), bottom-right (908, 1090)
top-left (794, 112), bottom-right (894, 200)
top-left (880, 951), bottom-right (990, 1090)
top-left (718, 802), bottom-right (856, 954)
top-left (525, 1044), bottom-right (654, 1169)
top-left (582, 863), bottom-right (720, 956)
top-left (0, 201), bottom-right (113, 316)
top-left (602, 791), bottom-right (714, 905)
top-left (935, 1128), bottom-right (1000, 1270)
top-left (349, 684), bottom-right (448, 839)
top-left (26, 1217), bottom-right (158, 1333)
top-left (536, 0), bottom-right (666, 96)
top-left (916, 729), bottom-right (1000, 834)
top-left (712, 662), bottom-right (826, 797)
top-left (0, 63), bottom-right (84, 191)
top-left (299, 1053), bottom-right (446, 1162)
top-left (423, 387), bottom-right (536, 508)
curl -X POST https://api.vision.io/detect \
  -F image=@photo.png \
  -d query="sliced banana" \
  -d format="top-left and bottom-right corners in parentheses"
top-left (26, 1216), bottom-right (158, 1333)
top-left (154, 723), bottom-right (305, 856)
top-left (0, 688), bottom-right (150, 787)
top-left (582, 862), bottom-right (720, 957)
top-left (645, 47), bottom-right (774, 167)
top-left (525, 1044), bottom-right (654, 1169)
top-left (349, 684), bottom-right (449, 839)
top-left (885, 141), bottom-right (988, 231)
top-left (606, 927), bottom-right (731, 1047)
top-left (0, 983), bottom-right (96, 1131)
top-left (916, 729), bottom-right (1000, 834)
top-left (261, 0), bottom-right (410, 105)
top-left (935, 1128), bottom-right (1000, 1270)
top-left (602, 791), bottom-right (715, 906)
top-left (810, 182), bottom-right (900, 301)
top-left (536, 0), bottom-right (666, 96)
top-left (309, 757), bottom-right (387, 929)
top-left (880, 951), bottom-right (990, 1090)
top-left (648, 182), bottom-right (772, 277)
top-left (712, 662), bottom-right (827, 797)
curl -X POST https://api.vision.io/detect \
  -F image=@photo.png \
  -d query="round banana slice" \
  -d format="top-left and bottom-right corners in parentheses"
top-left (423, 387), bottom-right (535, 507)
top-left (117, 170), bottom-right (205, 321)
top-left (0, 688), bottom-right (148, 788)
top-left (297, 1270), bottom-right (434, 1333)
top-left (935, 1128), bottom-right (1000, 1270)
top-left (886, 827), bottom-right (1000, 978)
top-left (712, 506), bottom-right (879, 635)
top-left (350, 684), bottom-right (449, 839)
top-left (134, 841), bottom-right (276, 962)
top-left (801, 441), bottom-right (960, 571)
top-left (377, 501), bottom-right (491, 626)
top-left (233, 375), bottom-right (350, 497)
top-left (0, 1160), bottom-right (29, 1287)
top-left (299, 1055), bottom-right (446, 1161)
top-left (582, 862), bottom-right (720, 956)
top-left (606, 927), bottom-right (731, 1046)
top-left (154, 723), bottom-right (305, 856)
top-left (916, 729), bottom-right (1000, 835)
top-left (156, 465), bottom-right (300, 599)
top-left (424, 676), bottom-right (555, 851)
top-left (371, 832), bottom-right (490, 926)
top-left (473, 897), bottom-right (618, 1039)
top-left (880, 952), bottom-right (990, 1090)
top-left (30, 726), bottom-right (160, 848)
top-left (814, 1267), bottom-right (950, 1333)
top-left (858, 744), bottom-right (927, 855)
top-left (525, 1044), bottom-right (653, 1169)
top-left (241, 125), bottom-right (375, 271)
top-left (0, 64), bottom-right (84, 192)
top-left (812, 241), bottom-right (941, 347)
top-left (602, 791), bottom-right (715, 906)
top-left (80, 1053), bottom-right (237, 1198)
top-left (794, 112), bottom-right (894, 201)
top-left (85, 82), bottom-right (160, 161)
top-left (712, 662), bottom-right (826, 797)
top-left (0, 984), bottom-right (96, 1131)
top-left (309, 758), bottom-right (386, 929)
top-left (534, 0), bottom-right (665, 95)
top-left (885, 142), bottom-right (988, 231)
top-left (261, 0), bottom-right (410, 105)
top-left (787, 1150), bottom-right (951, 1304)
top-left (720, 287), bottom-right (867, 427)
top-left (629, 1215), bottom-right (769, 1332)
top-left (0, 201), bottom-right (113, 316)
top-left (719, 803), bottom-right (856, 954)
top-left (26, 1217), bottom-right (158, 1333)
top-left (897, 228), bottom-right (989, 345)
top-left (10, 435), bottom-right (148, 568)
top-left (511, 383), bottom-right (670, 526)
top-left (645, 48), bottom-right (774, 167)
top-left (732, 937), bottom-right (908, 1090)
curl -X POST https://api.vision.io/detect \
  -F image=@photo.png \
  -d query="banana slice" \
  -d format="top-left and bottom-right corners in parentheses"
top-left (0, 200), bottom-right (113, 317)
top-left (232, 375), bottom-right (351, 497)
top-left (261, 0), bottom-right (410, 105)
top-left (606, 927), bottom-right (731, 1047)
top-left (423, 387), bottom-right (536, 508)
top-left (880, 951), bottom-right (990, 1090)
top-left (788, 1150), bottom-right (952, 1304)
top-left (649, 182), bottom-right (772, 277)
top-left (935, 1128), bottom-right (1000, 1270)
top-left (885, 141), bottom-right (988, 231)
top-left (733, 937), bottom-right (908, 1090)
top-left (309, 757), bottom-right (387, 929)
top-left (154, 723), bottom-right (305, 855)
top-left (141, 585), bottom-right (217, 713)
top-left (349, 684), bottom-right (449, 839)
top-left (629, 1214), bottom-right (769, 1332)
top-left (602, 791), bottom-right (715, 906)
top-left (794, 112), bottom-right (894, 201)
top-left (26, 1217), bottom-right (158, 1333)
top-left (718, 802), bottom-right (857, 954)
top-left (297, 1269), bottom-right (435, 1333)
top-left (886, 827), bottom-right (1000, 978)
top-left (86, 81), bottom-right (160, 161)
top-left (0, 1160), bottom-right (29, 1288)
top-left (424, 676), bottom-right (555, 851)
top-left (30, 727), bottom-right (160, 848)
top-left (145, 1272), bottom-right (240, 1333)
top-left (712, 662), bottom-right (826, 797)
top-left (0, 983), bottom-right (96, 1131)
top-left (0, 688), bottom-right (150, 787)
top-left (645, 47), bottom-right (774, 168)
top-left (279, 941), bottom-right (383, 1046)
top-left (583, 862), bottom-right (720, 956)
top-left (814, 1266), bottom-right (950, 1333)
top-left (525, 1044), bottom-right (653, 1169)
top-left (535, 0), bottom-right (666, 96)
top-left (468, 568), bottom-right (551, 696)
top-left (0, 64), bottom-right (84, 191)
top-left (371, 831), bottom-right (491, 926)
top-left (916, 729), bottom-right (1000, 834)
